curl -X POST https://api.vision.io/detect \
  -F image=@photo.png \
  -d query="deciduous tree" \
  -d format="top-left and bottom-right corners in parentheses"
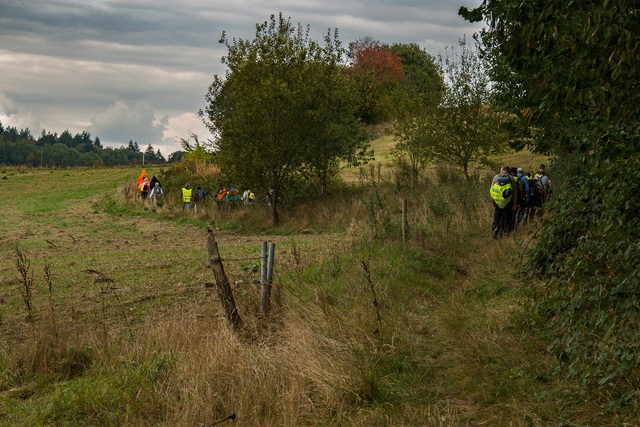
top-left (462, 0), bottom-right (640, 410)
top-left (390, 43), bottom-right (444, 110)
top-left (389, 43), bottom-right (444, 186)
top-left (435, 40), bottom-right (507, 177)
top-left (394, 39), bottom-right (506, 180)
top-left (202, 14), bottom-right (369, 225)
top-left (346, 38), bottom-right (404, 123)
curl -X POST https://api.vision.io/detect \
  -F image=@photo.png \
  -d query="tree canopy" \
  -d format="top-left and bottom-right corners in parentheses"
top-left (461, 0), bottom-right (640, 154)
top-left (345, 37), bottom-right (406, 124)
top-left (393, 39), bottom-right (506, 181)
top-left (202, 14), bottom-right (370, 225)
top-left (390, 43), bottom-right (444, 111)
top-left (0, 121), bottom-right (172, 167)
top-left (435, 40), bottom-right (507, 178)
top-left (461, 0), bottom-right (640, 411)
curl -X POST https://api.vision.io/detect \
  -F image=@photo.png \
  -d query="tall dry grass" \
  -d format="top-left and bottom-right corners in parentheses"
top-left (125, 308), bottom-right (360, 426)
top-left (1, 161), bottom-right (568, 426)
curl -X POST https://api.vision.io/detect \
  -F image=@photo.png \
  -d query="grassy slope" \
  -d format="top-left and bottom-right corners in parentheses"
top-left (343, 133), bottom-right (551, 183)
top-left (0, 151), bottom-right (610, 426)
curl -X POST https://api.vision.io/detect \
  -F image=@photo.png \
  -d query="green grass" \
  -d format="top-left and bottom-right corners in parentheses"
top-left (0, 153), bottom-right (615, 426)
top-left (494, 149), bottom-right (553, 174)
top-left (343, 133), bottom-right (554, 183)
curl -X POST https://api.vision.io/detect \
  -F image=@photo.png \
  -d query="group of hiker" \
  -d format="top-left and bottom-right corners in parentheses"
top-left (136, 167), bottom-right (551, 233)
top-left (184, 185), bottom-right (256, 211)
top-left (136, 170), bottom-right (163, 206)
top-left (135, 170), bottom-right (259, 211)
top-left (178, 182), bottom-right (257, 212)
top-left (490, 164), bottom-right (551, 238)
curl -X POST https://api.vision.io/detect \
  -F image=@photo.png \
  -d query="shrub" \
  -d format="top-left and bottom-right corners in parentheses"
top-left (524, 152), bottom-right (640, 412)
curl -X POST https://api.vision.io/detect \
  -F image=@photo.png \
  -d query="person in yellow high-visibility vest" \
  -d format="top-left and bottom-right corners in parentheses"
top-left (181, 184), bottom-right (193, 211)
top-left (490, 166), bottom-right (518, 238)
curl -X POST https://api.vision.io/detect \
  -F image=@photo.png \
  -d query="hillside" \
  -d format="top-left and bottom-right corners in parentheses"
top-left (343, 133), bottom-right (550, 183)
top-left (0, 154), bottom-right (615, 426)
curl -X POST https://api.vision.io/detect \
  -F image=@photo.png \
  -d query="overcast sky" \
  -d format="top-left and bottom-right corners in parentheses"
top-left (0, 0), bottom-right (484, 156)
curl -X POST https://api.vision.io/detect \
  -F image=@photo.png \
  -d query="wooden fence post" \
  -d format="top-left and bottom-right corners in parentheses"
top-left (260, 242), bottom-right (275, 318)
top-left (206, 229), bottom-right (243, 332)
top-left (260, 241), bottom-right (268, 317)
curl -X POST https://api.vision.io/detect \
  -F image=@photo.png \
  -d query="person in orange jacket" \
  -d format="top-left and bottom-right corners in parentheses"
top-left (136, 169), bottom-right (147, 187)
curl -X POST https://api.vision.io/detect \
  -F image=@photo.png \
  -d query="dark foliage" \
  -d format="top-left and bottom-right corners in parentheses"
top-left (463, 0), bottom-right (640, 413)
top-left (0, 122), bottom-right (177, 167)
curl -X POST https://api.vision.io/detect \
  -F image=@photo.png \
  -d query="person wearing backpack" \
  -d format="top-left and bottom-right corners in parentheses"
top-left (225, 186), bottom-right (240, 210)
top-left (149, 181), bottom-right (163, 207)
top-left (215, 186), bottom-right (226, 208)
top-left (516, 167), bottom-right (530, 225)
top-left (192, 185), bottom-right (206, 212)
top-left (528, 176), bottom-right (544, 220)
top-left (490, 166), bottom-right (518, 238)
top-left (139, 177), bottom-right (150, 200)
top-left (535, 168), bottom-right (551, 201)
top-left (241, 189), bottom-right (255, 205)
top-left (540, 164), bottom-right (552, 200)
top-left (509, 167), bottom-right (520, 231)
top-left (136, 169), bottom-right (147, 188)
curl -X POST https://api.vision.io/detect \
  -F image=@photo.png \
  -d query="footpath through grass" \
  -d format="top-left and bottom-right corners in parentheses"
top-left (0, 165), bottom-right (597, 426)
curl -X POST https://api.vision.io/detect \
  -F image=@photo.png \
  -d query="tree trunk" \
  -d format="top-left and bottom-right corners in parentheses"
top-left (206, 229), bottom-right (243, 333)
top-left (271, 192), bottom-right (280, 226)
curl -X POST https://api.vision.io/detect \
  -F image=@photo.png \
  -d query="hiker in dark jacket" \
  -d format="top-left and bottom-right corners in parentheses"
top-left (516, 167), bottom-right (530, 225)
top-left (192, 186), bottom-right (206, 212)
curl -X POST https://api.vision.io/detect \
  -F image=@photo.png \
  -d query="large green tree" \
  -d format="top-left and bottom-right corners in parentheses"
top-left (346, 37), bottom-right (405, 124)
top-left (390, 43), bottom-right (444, 112)
top-left (202, 14), bottom-right (369, 225)
top-left (391, 110), bottom-right (439, 187)
top-left (436, 40), bottom-right (507, 178)
top-left (388, 43), bottom-right (444, 187)
top-left (393, 39), bottom-right (506, 181)
top-left (462, 0), bottom-right (640, 412)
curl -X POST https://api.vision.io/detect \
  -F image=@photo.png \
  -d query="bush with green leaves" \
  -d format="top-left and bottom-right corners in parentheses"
top-left (463, 0), bottom-right (640, 412)
top-left (524, 152), bottom-right (640, 409)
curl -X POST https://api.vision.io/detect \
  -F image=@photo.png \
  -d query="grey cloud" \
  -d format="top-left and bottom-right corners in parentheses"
top-left (0, 0), bottom-right (484, 150)
top-left (0, 92), bottom-right (18, 116)
top-left (88, 101), bottom-right (166, 146)
top-left (0, 91), bottom-right (41, 134)
top-left (1, 0), bottom-right (481, 54)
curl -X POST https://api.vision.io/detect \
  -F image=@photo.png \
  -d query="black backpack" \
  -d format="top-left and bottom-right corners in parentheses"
top-left (516, 177), bottom-right (526, 204)
top-left (193, 189), bottom-right (205, 203)
top-left (529, 178), bottom-right (543, 206)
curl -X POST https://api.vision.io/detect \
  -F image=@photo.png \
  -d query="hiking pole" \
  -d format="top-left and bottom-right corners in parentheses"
top-left (200, 413), bottom-right (237, 426)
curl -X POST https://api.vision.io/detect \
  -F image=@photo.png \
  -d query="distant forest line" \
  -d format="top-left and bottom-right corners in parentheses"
top-left (0, 121), bottom-right (184, 167)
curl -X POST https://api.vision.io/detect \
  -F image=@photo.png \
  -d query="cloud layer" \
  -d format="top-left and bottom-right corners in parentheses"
top-left (0, 0), bottom-right (484, 155)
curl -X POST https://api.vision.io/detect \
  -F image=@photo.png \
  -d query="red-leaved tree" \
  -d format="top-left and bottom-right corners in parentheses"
top-left (346, 38), bottom-right (404, 123)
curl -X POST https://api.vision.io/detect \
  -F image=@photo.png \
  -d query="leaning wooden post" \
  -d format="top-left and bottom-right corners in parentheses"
top-left (268, 242), bottom-right (277, 311)
top-left (206, 229), bottom-right (243, 332)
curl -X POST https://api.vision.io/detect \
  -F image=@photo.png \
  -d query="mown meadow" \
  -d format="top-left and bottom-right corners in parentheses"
top-left (0, 149), bottom-right (620, 426)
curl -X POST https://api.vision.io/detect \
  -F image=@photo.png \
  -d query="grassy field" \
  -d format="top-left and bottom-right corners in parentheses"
top-left (342, 133), bottom-right (551, 183)
top-left (0, 155), bottom-right (612, 426)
